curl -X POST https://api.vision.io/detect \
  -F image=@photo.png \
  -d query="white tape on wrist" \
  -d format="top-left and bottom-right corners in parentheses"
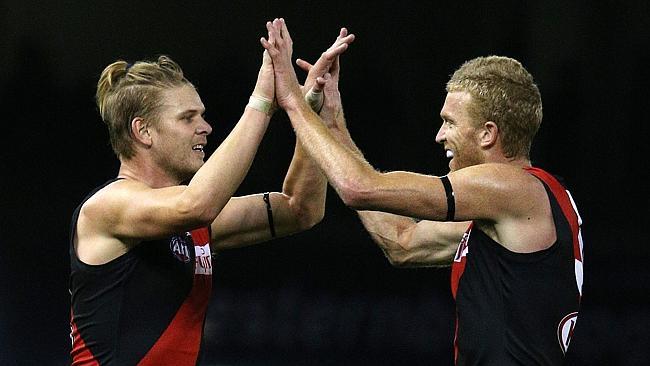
top-left (248, 95), bottom-right (273, 115)
top-left (305, 89), bottom-right (324, 113)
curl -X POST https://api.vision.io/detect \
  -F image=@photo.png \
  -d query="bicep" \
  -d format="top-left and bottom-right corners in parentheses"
top-left (400, 220), bottom-right (470, 266)
top-left (357, 165), bottom-right (523, 223)
top-left (211, 192), bottom-right (308, 250)
top-left (358, 210), bottom-right (467, 267)
top-left (209, 194), bottom-right (270, 250)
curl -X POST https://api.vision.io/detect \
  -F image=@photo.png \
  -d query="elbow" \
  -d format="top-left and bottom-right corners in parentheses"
top-left (384, 250), bottom-right (414, 268)
top-left (384, 238), bottom-right (423, 268)
top-left (336, 177), bottom-right (375, 211)
top-left (386, 254), bottom-right (409, 268)
top-left (291, 198), bottom-right (325, 232)
top-left (177, 195), bottom-right (220, 228)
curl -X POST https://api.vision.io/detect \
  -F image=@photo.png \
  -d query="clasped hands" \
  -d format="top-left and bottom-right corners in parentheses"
top-left (251, 18), bottom-right (355, 118)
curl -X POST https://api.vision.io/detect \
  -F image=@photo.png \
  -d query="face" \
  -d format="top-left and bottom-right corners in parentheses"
top-left (149, 85), bottom-right (212, 182)
top-left (435, 91), bottom-right (484, 171)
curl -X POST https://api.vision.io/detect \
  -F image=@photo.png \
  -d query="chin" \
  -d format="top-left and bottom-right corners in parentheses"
top-left (448, 160), bottom-right (457, 172)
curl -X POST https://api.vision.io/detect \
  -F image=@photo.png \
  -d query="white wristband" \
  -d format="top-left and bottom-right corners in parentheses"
top-left (248, 95), bottom-right (273, 115)
top-left (305, 89), bottom-right (324, 113)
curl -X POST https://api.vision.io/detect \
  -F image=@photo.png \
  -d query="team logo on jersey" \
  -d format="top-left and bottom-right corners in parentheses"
top-left (454, 227), bottom-right (472, 262)
top-left (169, 232), bottom-right (192, 263)
top-left (557, 312), bottom-right (578, 354)
top-left (194, 243), bottom-right (212, 275)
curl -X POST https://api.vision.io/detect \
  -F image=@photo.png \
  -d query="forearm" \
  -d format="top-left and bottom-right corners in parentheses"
top-left (277, 140), bottom-right (327, 231)
top-left (183, 107), bottom-right (270, 221)
top-left (357, 210), bottom-right (418, 266)
top-left (358, 210), bottom-right (465, 267)
top-left (284, 102), bottom-right (377, 205)
top-left (327, 112), bottom-right (364, 159)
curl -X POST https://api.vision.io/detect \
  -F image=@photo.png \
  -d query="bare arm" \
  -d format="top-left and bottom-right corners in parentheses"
top-left (358, 211), bottom-right (469, 267)
top-left (209, 142), bottom-right (325, 250)
top-left (76, 50), bottom-right (276, 265)
top-left (296, 56), bottom-right (468, 267)
top-left (210, 25), bottom-right (356, 250)
top-left (263, 19), bottom-right (542, 220)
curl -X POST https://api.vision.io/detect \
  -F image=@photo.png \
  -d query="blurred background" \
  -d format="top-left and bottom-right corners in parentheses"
top-left (1, 1), bottom-right (648, 365)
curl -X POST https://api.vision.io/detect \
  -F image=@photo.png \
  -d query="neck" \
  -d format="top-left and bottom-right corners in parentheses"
top-left (483, 146), bottom-right (531, 168)
top-left (487, 155), bottom-right (531, 168)
top-left (117, 155), bottom-right (181, 188)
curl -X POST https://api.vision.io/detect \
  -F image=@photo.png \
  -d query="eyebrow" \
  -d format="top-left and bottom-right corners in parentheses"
top-left (440, 113), bottom-right (454, 122)
top-left (177, 108), bottom-right (205, 118)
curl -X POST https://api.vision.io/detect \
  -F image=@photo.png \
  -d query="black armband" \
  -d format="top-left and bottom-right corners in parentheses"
top-left (440, 175), bottom-right (455, 221)
top-left (263, 192), bottom-right (277, 237)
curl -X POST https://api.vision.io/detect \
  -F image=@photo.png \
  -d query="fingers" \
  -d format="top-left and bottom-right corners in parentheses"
top-left (313, 74), bottom-right (327, 93)
top-left (296, 58), bottom-right (313, 73)
top-left (279, 18), bottom-right (292, 46)
top-left (260, 21), bottom-right (275, 51)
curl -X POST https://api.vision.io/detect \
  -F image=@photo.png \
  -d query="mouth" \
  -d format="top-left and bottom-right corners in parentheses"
top-left (192, 144), bottom-right (205, 153)
top-left (445, 149), bottom-right (454, 159)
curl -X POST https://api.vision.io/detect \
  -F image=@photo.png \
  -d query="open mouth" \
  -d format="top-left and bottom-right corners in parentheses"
top-left (445, 149), bottom-right (454, 158)
top-left (192, 144), bottom-right (204, 153)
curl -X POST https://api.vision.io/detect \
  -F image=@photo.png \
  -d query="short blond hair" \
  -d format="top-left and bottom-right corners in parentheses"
top-left (446, 56), bottom-right (542, 159)
top-left (96, 55), bottom-right (192, 159)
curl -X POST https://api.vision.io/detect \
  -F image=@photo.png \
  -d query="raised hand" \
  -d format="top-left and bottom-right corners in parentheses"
top-left (260, 18), bottom-right (304, 110)
top-left (296, 27), bottom-right (355, 95)
top-left (252, 50), bottom-right (275, 104)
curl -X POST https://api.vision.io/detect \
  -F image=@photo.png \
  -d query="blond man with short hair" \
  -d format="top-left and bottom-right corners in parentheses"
top-left (263, 18), bottom-right (584, 365)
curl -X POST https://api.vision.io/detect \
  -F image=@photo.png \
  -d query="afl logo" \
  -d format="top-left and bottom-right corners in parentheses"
top-left (557, 312), bottom-right (578, 354)
top-left (454, 227), bottom-right (472, 262)
top-left (170, 233), bottom-right (192, 263)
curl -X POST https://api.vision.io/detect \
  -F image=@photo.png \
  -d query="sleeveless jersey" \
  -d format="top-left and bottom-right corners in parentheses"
top-left (69, 179), bottom-right (213, 365)
top-left (450, 167), bottom-right (584, 365)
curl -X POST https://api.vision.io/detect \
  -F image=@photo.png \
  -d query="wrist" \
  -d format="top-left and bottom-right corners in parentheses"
top-left (247, 95), bottom-right (276, 116)
top-left (304, 89), bottom-right (324, 113)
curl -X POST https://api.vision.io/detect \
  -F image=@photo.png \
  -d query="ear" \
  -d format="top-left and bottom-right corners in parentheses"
top-left (131, 117), bottom-right (152, 148)
top-left (478, 121), bottom-right (498, 148)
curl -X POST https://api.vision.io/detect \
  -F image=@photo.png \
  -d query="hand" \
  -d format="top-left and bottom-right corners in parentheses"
top-left (319, 72), bottom-right (345, 130)
top-left (252, 50), bottom-right (275, 103)
top-left (296, 28), bottom-right (353, 130)
top-left (260, 18), bottom-right (303, 110)
top-left (296, 27), bottom-right (355, 95)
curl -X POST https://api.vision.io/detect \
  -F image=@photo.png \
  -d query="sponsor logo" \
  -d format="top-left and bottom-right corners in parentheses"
top-left (454, 228), bottom-right (472, 262)
top-left (557, 312), bottom-right (578, 354)
top-left (170, 233), bottom-right (192, 263)
top-left (194, 243), bottom-right (212, 275)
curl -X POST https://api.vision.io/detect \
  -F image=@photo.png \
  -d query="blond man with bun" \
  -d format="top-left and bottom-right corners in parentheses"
top-left (68, 22), bottom-right (355, 365)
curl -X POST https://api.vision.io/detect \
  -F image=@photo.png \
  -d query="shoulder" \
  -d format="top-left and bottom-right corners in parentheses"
top-left (452, 163), bottom-right (542, 193)
top-left (451, 163), bottom-right (548, 221)
top-left (80, 179), bottom-right (149, 222)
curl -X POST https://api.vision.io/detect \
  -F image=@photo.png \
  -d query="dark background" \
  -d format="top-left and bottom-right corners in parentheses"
top-left (1, 1), bottom-right (648, 365)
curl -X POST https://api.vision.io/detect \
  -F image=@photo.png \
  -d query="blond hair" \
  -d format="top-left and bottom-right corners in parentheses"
top-left (96, 55), bottom-right (192, 159)
top-left (446, 56), bottom-right (542, 159)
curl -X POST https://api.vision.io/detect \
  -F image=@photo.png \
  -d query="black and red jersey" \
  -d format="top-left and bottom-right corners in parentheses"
top-left (69, 179), bottom-right (213, 365)
top-left (450, 167), bottom-right (584, 365)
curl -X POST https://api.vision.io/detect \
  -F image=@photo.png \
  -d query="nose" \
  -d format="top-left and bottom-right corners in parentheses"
top-left (435, 123), bottom-right (446, 144)
top-left (197, 116), bottom-right (212, 136)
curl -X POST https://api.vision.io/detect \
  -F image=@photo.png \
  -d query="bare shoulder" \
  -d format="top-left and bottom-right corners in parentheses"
top-left (461, 164), bottom-right (556, 252)
top-left (456, 163), bottom-right (544, 194)
top-left (76, 180), bottom-right (148, 264)
top-left (80, 179), bottom-right (147, 222)
top-left (449, 163), bottom-right (548, 223)
top-left (455, 163), bottom-right (535, 183)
